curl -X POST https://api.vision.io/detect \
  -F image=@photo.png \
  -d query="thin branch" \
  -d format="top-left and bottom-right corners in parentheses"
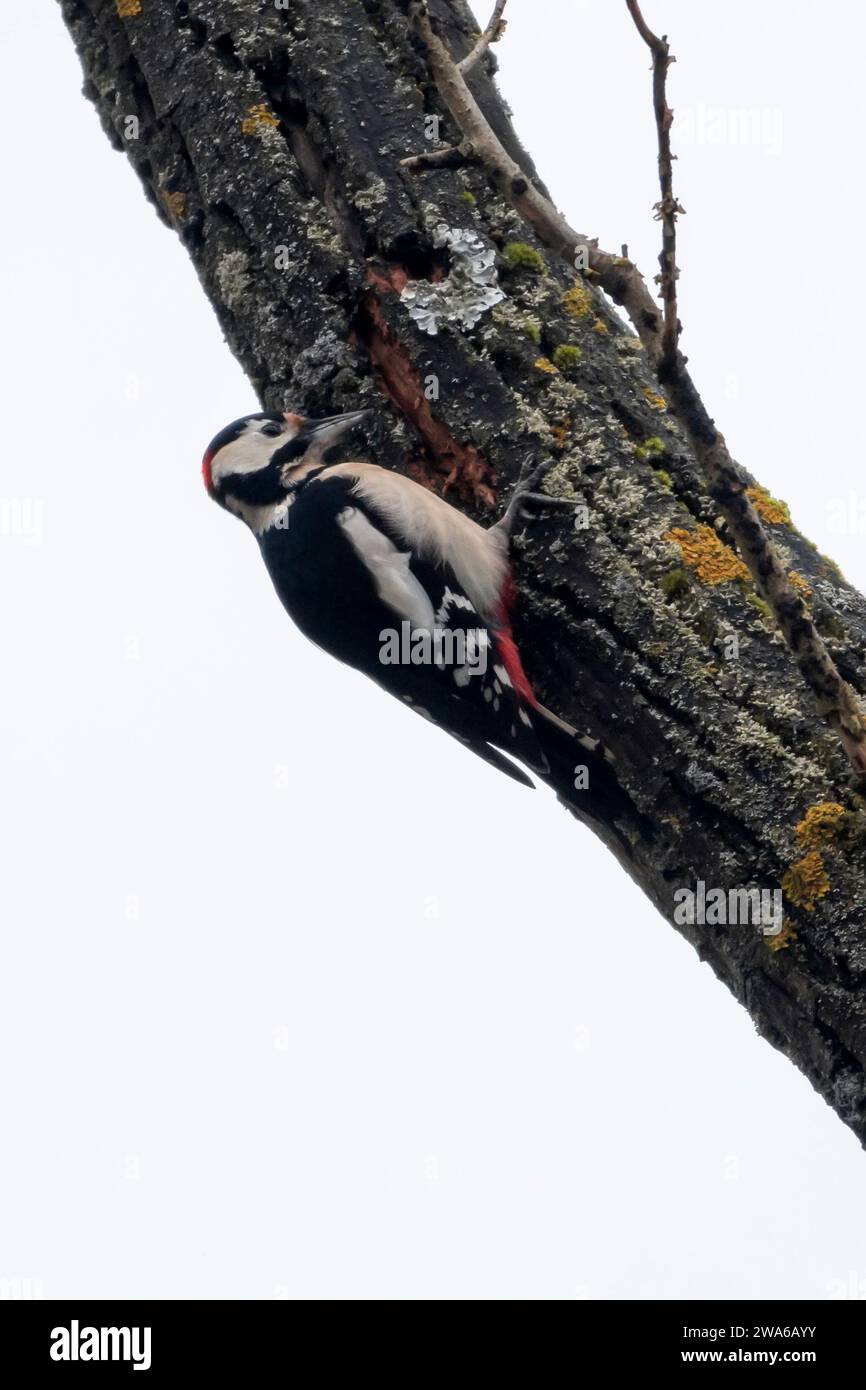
top-left (626, 0), bottom-right (661, 50)
top-left (400, 142), bottom-right (478, 175)
top-left (626, 0), bottom-right (682, 367)
top-left (406, 0), bottom-right (866, 774)
top-left (458, 0), bottom-right (508, 75)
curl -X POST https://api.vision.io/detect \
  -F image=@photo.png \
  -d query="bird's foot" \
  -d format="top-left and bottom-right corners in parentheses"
top-left (493, 458), bottom-right (581, 539)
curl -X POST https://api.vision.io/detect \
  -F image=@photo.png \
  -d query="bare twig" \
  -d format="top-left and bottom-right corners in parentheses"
top-left (406, 0), bottom-right (866, 773)
top-left (459, 0), bottom-right (508, 75)
top-left (626, 0), bottom-right (682, 367)
top-left (626, 0), bottom-right (660, 50)
top-left (401, 142), bottom-right (478, 175)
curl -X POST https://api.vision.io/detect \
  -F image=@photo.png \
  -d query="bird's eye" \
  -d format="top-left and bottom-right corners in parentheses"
top-left (260, 422), bottom-right (283, 437)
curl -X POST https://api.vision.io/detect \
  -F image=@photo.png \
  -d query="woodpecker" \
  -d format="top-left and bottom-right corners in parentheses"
top-left (202, 408), bottom-right (640, 845)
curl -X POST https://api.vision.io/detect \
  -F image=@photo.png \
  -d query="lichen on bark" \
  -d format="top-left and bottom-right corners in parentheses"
top-left (58, 0), bottom-right (866, 1145)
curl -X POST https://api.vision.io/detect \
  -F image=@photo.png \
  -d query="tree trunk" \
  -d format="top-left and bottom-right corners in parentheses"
top-left (57, 0), bottom-right (866, 1145)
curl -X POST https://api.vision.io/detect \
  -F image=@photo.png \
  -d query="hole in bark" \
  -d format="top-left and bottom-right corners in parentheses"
top-left (384, 229), bottom-right (447, 282)
top-left (250, 55), bottom-right (309, 128)
top-left (212, 33), bottom-right (242, 71)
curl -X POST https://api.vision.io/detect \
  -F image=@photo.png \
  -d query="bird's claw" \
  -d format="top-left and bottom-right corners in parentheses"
top-left (495, 458), bottom-right (579, 537)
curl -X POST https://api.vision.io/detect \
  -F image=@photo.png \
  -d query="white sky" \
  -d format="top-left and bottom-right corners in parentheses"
top-left (1, 0), bottom-right (865, 1300)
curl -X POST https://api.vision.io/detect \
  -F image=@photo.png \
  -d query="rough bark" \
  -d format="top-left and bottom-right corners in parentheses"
top-left (57, 0), bottom-right (866, 1145)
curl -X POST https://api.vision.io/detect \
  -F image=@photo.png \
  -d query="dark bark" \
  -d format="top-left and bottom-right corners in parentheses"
top-left (57, 0), bottom-right (866, 1145)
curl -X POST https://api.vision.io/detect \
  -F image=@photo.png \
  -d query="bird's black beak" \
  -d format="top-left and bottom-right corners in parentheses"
top-left (285, 409), bottom-right (369, 446)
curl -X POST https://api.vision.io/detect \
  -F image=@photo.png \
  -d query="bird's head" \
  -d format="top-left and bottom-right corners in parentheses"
top-left (202, 408), bottom-right (368, 529)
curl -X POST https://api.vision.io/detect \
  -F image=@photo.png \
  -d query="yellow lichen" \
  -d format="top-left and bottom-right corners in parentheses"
top-left (781, 851), bottom-right (830, 913)
top-left (643, 388), bottom-right (668, 411)
top-left (592, 318), bottom-right (610, 335)
top-left (767, 919), bottom-right (798, 952)
top-left (551, 424), bottom-right (571, 449)
top-left (788, 570), bottom-right (812, 600)
top-left (563, 281), bottom-right (593, 321)
top-left (116, 0), bottom-right (142, 14)
top-left (534, 357), bottom-right (559, 375)
top-left (794, 802), bottom-right (848, 849)
top-left (665, 525), bottom-right (750, 586)
top-left (746, 485), bottom-right (791, 526)
top-left (242, 103), bottom-right (280, 135)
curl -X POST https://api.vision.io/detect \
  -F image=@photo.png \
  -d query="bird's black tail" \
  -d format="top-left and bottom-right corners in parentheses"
top-left (531, 702), bottom-right (649, 854)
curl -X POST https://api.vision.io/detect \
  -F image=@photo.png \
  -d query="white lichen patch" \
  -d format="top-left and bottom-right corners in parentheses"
top-left (627, 513), bottom-right (680, 557)
top-left (215, 249), bottom-right (252, 313)
top-left (568, 421), bottom-right (620, 471)
top-left (486, 299), bottom-right (531, 338)
top-left (730, 709), bottom-right (788, 761)
top-left (541, 377), bottom-right (590, 413)
top-left (539, 457), bottom-right (581, 499)
top-left (594, 471), bottom-right (648, 523)
top-left (352, 176), bottom-right (388, 212)
top-left (401, 225), bottom-right (505, 335)
top-left (484, 203), bottom-right (529, 243)
top-left (306, 221), bottom-right (344, 255)
top-left (766, 689), bottom-right (809, 726)
top-left (511, 397), bottom-right (557, 447)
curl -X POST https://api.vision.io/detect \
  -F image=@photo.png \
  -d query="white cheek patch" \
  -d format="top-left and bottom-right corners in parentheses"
top-left (210, 426), bottom-right (282, 486)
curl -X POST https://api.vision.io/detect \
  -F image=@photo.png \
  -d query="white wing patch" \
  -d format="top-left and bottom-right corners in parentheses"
top-left (337, 506), bottom-right (436, 630)
top-left (316, 462), bottom-right (509, 619)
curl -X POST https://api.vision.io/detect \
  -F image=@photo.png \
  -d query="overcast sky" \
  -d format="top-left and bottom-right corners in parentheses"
top-left (1, 0), bottom-right (865, 1300)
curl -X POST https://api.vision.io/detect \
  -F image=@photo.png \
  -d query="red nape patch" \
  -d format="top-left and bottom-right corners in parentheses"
top-left (202, 453), bottom-right (214, 494)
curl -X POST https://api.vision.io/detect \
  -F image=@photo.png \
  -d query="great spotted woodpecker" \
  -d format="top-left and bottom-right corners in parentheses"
top-left (202, 408), bottom-right (639, 844)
